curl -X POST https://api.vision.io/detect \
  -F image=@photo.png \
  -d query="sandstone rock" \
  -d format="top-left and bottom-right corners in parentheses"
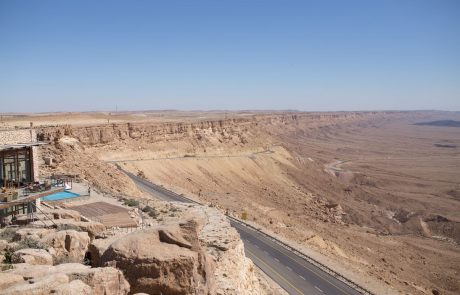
top-left (0, 273), bottom-right (24, 289)
top-left (75, 221), bottom-right (106, 239)
top-left (9, 262), bottom-right (90, 280)
top-left (2, 273), bottom-right (69, 295)
top-left (87, 234), bottom-right (121, 267)
top-left (158, 227), bottom-right (193, 249)
top-left (67, 266), bottom-right (130, 295)
top-left (12, 228), bottom-right (52, 242)
top-left (51, 209), bottom-right (81, 221)
top-left (52, 279), bottom-right (92, 295)
top-left (11, 248), bottom-right (53, 265)
top-left (41, 230), bottom-right (90, 263)
top-left (7, 263), bottom-right (129, 295)
top-left (190, 204), bottom-right (264, 295)
top-left (101, 227), bottom-right (213, 295)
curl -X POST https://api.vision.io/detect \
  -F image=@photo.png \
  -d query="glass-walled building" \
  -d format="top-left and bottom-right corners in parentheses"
top-left (0, 146), bottom-right (34, 188)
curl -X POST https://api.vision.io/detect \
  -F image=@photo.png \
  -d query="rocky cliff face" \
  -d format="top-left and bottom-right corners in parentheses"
top-left (36, 112), bottom-right (382, 146)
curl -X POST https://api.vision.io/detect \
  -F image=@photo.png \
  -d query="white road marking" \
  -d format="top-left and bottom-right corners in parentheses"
top-left (254, 244), bottom-right (259, 248)
top-left (314, 286), bottom-right (324, 293)
top-left (300, 275), bottom-right (306, 280)
top-left (286, 266), bottom-right (292, 271)
top-left (274, 258), bottom-right (280, 262)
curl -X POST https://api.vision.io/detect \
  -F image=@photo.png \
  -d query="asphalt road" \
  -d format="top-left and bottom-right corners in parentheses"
top-left (123, 169), bottom-right (363, 295)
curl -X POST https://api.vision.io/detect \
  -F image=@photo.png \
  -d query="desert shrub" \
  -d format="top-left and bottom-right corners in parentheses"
top-left (142, 206), bottom-right (158, 219)
top-left (1, 263), bottom-right (13, 271)
top-left (3, 248), bottom-right (14, 264)
top-left (0, 228), bottom-right (17, 242)
top-left (137, 170), bottom-right (146, 179)
top-left (16, 237), bottom-right (44, 250)
top-left (124, 199), bottom-right (139, 207)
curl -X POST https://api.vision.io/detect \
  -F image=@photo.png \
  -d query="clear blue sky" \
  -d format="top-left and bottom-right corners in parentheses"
top-left (1, 0), bottom-right (459, 112)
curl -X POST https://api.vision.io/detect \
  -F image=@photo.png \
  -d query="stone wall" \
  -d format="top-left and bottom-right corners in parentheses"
top-left (0, 129), bottom-right (36, 145)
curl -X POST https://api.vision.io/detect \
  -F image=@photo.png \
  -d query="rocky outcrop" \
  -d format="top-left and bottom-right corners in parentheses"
top-left (11, 249), bottom-right (53, 265)
top-left (100, 225), bottom-right (214, 295)
top-left (12, 228), bottom-right (52, 242)
top-left (66, 265), bottom-right (130, 295)
top-left (89, 203), bottom-right (266, 295)
top-left (195, 205), bottom-right (263, 295)
top-left (41, 230), bottom-right (90, 263)
top-left (2, 273), bottom-right (70, 295)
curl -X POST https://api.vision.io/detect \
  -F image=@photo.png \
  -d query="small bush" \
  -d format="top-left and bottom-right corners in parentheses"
top-left (124, 199), bottom-right (139, 207)
top-left (16, 237), bottom-right (44, 250)
top-left (142, 206), bottom-right (158, 219)
top-left (137, 170), bottom-right (146, 179)
top-left (3, 248), bottom-right (14, 264)
top-left (141, 206), bottom-right (152, 213)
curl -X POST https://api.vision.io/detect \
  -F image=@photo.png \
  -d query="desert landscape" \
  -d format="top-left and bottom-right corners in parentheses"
top-left (1, 110), bottom-right (458, 294)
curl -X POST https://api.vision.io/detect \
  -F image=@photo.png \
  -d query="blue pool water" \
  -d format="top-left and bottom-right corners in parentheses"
top-left (42, 191), bottom-right (81, 201)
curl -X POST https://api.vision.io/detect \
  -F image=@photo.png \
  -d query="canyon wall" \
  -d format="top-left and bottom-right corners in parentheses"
top-left (36, 112), bottom-right (383, 146)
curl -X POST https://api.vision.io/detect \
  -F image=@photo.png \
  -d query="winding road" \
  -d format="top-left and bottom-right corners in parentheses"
top-left (121, 169), bottom-right (367, 295)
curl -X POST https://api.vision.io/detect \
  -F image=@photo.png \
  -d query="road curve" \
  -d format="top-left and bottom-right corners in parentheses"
top-left (122, 169), bottom-right (364, 295)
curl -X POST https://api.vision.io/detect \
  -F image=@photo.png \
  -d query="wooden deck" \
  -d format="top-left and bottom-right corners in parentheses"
top-left (68, 201), bottom-right (137, 228)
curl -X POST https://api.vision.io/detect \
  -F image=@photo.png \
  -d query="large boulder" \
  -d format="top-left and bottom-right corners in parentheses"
top-left (11, 248), bottom-right (53, 265)
top-left (101, 225), bottom-right (214, 295)
top-left (41, 230), bottom-right (90, 263)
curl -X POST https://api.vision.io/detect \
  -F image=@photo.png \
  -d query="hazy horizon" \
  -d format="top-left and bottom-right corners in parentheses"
top-left (1, 0), bottom-right (459, 112)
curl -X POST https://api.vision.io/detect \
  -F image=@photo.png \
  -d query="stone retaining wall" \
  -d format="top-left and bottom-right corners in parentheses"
top-left (0, 129), bottom-right (36, 145)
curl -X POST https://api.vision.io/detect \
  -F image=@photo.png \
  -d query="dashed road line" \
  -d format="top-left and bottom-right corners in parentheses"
top-left (246, 249), bottom-right (305, 295)
top-left (315, 286), bottom-right (324, 293)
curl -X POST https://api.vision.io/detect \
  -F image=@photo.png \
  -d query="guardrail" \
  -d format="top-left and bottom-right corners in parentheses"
top-left (119, 166), bottom-right (376, 295)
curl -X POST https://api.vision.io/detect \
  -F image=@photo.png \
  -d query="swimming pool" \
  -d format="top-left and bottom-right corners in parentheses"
top-left (41, 191), bottom-right (81, 201)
